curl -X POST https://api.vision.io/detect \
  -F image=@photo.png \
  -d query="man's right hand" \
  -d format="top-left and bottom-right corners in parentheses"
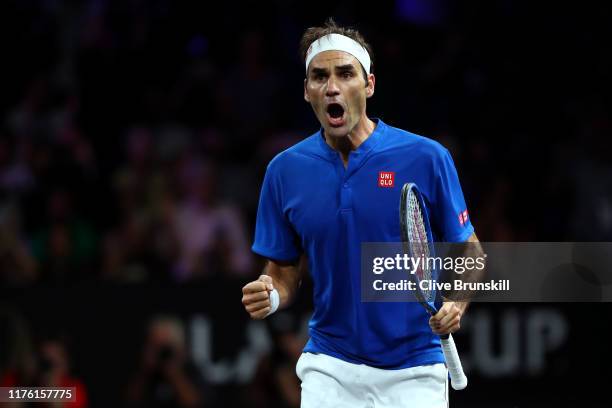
top-left (242, 275), bottom-right (274, 319)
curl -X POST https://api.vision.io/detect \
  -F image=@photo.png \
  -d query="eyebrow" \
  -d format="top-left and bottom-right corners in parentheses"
top-left (334, 64), bottom-right (356, 72)
top-left (310, 67), bottom-right (329, 76)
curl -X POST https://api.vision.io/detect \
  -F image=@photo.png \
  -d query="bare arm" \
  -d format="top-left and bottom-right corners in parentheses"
top-left (242, 256), bottom-right (305, 319)
top-left (264, 256), bottom-right (305, 309)
top-left (430, 232), bottom-right (485, 335)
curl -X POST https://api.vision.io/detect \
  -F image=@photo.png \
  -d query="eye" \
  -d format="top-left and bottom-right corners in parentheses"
top-left (341, 71), bottom-right (353, 79)
top-left (313, 73), bottom-right (327, 81)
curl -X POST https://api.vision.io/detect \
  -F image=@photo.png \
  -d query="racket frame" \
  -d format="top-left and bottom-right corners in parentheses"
top-left (399, 182), bottom-right (468, 390)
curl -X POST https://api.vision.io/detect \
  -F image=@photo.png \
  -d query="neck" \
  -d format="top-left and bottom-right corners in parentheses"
top-left (324, 116), bottom-right (376, 162)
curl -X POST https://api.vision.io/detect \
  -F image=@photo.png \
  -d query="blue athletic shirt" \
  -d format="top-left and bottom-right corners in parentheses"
top-left (252, 119), bottom-right (474, 369)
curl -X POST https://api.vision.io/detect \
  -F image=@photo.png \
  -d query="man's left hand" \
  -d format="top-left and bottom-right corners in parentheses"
top-left (429, 302), bottom-right (467, 335)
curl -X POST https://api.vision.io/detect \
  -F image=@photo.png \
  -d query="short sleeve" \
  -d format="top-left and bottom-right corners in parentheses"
top-left (430, 149), bottom-right (474, 242)
top-left (252, 162), bottom-right (302, 261)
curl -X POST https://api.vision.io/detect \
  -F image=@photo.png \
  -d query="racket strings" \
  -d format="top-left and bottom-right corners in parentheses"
top-left (406, 191), bottom-right (433, 300)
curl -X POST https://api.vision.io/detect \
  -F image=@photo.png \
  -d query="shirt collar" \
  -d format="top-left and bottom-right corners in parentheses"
top-left (316, 118), bottom-right (386, 160)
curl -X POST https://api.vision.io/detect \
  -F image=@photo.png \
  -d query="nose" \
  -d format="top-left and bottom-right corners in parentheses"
top-left (325, 76), bottom-right (340, 97)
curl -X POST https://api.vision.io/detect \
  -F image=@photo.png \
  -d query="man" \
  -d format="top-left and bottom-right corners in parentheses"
top-left (126, 315), bottom-right (206, 407)
top-left (242, 19), bottom-right (481, 407)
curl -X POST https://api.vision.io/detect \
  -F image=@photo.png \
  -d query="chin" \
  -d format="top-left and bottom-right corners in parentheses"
top-left (324, 124), bottom-right (351, 138)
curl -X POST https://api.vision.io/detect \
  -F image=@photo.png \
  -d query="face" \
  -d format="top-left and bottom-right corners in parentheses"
top-left (304, 50), bottom-right (375, 138)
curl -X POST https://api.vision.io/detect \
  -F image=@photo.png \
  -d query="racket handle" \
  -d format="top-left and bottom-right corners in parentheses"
top-left (440, 334), bottom-right (468, 390)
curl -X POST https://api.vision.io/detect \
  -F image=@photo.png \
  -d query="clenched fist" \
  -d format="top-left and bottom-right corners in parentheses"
top-left (429, 302), bottom-right (466, 335)
top-left (242, 275), bottom-right (275, 319)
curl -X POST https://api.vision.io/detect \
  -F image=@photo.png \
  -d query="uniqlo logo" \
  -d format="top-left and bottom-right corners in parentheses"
top-left (458, 209), bottom-right (469, 226)
top-left (378, 171), bottom-right (395, 188)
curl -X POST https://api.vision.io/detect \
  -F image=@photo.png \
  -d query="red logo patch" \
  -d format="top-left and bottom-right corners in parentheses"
top-left (378, 171), bottom-right (395, 188)
top-left (458, 209), bottom-right (469, 226)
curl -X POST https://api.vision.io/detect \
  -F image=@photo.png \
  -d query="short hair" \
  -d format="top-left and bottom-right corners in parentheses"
top-left (299, 18), bottom-right (374, 80)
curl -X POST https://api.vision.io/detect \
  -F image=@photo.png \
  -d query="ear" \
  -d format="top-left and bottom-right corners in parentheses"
top-left (366, 73), bottom-right (375, 98)
top-left (304, 78), bottom-right (310, 102)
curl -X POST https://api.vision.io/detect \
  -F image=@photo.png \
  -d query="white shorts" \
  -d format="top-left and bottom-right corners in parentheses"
top-left (296, 352), bottom-right (449, 408)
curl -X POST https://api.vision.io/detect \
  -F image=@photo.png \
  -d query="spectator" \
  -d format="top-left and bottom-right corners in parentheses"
top-left (0, 202), bottom-right (37, 285)
top-left (30, 190), bottom-right (96, 283)
top-left (126, 315), bottom-right (207, 408)
top-left (171, 156), bottom-right (253, 282)
top-left (0, 335), bottom-right (89, 408)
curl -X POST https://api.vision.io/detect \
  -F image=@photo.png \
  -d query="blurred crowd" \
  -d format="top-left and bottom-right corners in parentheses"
top-left (2, 1), bottom-right (612, 286)
top-left (1, 0), bottom-right (611, 407)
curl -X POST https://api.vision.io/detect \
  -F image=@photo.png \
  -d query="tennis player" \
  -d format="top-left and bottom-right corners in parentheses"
top-left (242, 19), bottom-right (481, 408)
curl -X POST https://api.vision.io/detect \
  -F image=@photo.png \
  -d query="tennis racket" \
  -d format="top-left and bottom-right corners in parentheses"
top-left (399, 182), bottom-right (468, 390)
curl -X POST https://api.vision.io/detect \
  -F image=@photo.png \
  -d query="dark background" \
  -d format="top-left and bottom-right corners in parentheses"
top-left (0, 0), bottom-right (611, 407)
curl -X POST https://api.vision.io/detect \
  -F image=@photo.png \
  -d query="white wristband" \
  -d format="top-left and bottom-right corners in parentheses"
top-left (266, 289), bottom-right (280, 317)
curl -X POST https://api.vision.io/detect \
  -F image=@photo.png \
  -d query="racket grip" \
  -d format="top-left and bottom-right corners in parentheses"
top-left (440, 334), bottom-right (468, 390)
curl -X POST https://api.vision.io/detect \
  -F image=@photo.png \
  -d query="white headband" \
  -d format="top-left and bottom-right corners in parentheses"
top-left (305, 33), bottom-right (371, 74)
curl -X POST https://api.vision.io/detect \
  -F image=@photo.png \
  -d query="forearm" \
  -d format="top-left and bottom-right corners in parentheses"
top-left (242, 256), bottom-right (304, 319)
top-left (263, 256), bottom-right (304, 309)
top-left (432, 235), bottom-right (484, 335)
top-left (443, 232), bottom-right (485, 305)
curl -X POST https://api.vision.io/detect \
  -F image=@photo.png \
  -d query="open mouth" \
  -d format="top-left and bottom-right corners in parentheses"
top-left (326, 103), bottom-right (345, 127)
